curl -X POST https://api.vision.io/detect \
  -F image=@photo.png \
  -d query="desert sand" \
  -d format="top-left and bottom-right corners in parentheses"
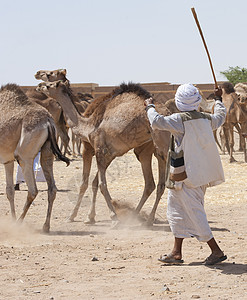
top-left (0, 150), bottom-right (246, 300)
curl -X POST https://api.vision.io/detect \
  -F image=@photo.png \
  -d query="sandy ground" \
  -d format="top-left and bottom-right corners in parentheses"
top-left (0, 149), bottom-right (246, 300)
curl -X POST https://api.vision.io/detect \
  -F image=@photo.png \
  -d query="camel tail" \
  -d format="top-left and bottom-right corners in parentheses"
top-left (47, 119), bottom-right (70, 166)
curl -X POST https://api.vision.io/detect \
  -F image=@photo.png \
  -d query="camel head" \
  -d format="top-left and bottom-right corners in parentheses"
top-left (35, 69), bottom-right (67, 82)
top-left (36, 80), bottom-right (68, 98)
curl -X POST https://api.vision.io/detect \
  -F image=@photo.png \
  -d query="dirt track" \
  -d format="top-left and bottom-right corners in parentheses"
top-left (0, 150), bottom-right (246, 299)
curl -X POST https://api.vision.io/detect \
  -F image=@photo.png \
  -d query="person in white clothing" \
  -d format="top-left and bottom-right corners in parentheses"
top-left (144, 83), bottom-right (227, 265)
top-left (15, 152), bottom-right (46, 190)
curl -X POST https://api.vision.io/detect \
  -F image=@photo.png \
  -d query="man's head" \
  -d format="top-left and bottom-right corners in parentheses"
top-left (175, 83), bottom-right (202, 112)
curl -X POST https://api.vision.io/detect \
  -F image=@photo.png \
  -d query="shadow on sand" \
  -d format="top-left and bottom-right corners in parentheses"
top-left (47, 230), bottom-right (106, 237)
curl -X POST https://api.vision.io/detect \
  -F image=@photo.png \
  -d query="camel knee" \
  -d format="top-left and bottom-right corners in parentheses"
top-left (145, 182), bottom-right (156, 196)
top-left (79, 181), bottom-right (89, 194)
top-left (6, 186), bottom-right (15, 202)
top-left (99, 182), bottom-right (107, 195)
top-left (28, 188), bottom-right (38, 201)
top-left (48, 186), bottom-right (57, 202)
top-left (157, 182), bottom-right (166, 195)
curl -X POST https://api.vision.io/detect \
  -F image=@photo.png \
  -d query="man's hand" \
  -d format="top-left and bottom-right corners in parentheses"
top-left (214, 87), bottom-right (223, 98)
top-left (144, 97), bottom-right (154, 106)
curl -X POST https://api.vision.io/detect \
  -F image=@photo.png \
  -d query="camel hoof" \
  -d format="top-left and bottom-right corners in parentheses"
top-left (42, 224), bottom-right (50, 233)
top-left (110, 220), bottom-right (121, 229)
top-left (84, 218), bottom-right (96, 225)
top-left (145, 219), bottom-right (154, 227)
top-left (110, 212), bottom-right (118, 221)
top-left (230, 158), bottom-right (236, 163)
top-left (67, 216), bottom-right (75, 223)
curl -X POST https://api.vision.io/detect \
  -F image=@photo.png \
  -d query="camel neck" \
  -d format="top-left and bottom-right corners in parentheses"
top-left (55, 92), bottom-right (91, 140)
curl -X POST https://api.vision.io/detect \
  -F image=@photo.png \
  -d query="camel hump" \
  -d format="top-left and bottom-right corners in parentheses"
top-left (222, 82), bottom-right (235, 94)
top-left (46, 119), bottom-right (70, 166)
top-left (83, 82), bottom-right (151, 118)
top-left (112, 82), bottom-right (151, 99)
top-left (0, 83), bottom-right (29, 104)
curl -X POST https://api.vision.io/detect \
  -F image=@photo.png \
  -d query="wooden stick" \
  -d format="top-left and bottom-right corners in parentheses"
top-left (191, 7), bottom-right (218, 89)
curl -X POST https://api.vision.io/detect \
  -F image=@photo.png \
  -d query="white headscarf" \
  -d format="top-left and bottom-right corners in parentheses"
top-left (175, 83), bottom-right (202, 112)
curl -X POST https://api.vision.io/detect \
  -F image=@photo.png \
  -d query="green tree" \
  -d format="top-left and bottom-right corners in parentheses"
top-left (220, 66), bottom-right (247, 85)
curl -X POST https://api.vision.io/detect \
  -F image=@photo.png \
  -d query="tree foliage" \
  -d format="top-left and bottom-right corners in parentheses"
top-left (220, 66), bottom-right (247, 85)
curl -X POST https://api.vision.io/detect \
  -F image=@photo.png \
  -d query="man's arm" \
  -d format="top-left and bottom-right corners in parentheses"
top-left (144, 98), bottom-right (184, 133)
top-left (210, 87), bottom-right (227, 130)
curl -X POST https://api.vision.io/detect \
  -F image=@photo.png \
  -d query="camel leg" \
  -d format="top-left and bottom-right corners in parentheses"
top-left (229, 124), bottom-right (236, 163)
top-left (243, 138), bottom-right (247, 162)
top-left (76, 137), bottom-right (82, 156)
top-left (239, 124), bottom-right (247, 162)
top-left (40, 141), bottom-right (57, 233)
top-left (4, 161), bottom-right (16, 219)
top-left (96, 153), bottom-right (117, 221)
top-left (235, 123), bottom-right (243, 151)
top-left (71, 131), bottom-right (76, 157)
top-left (57, 125), bottom-right (70, 156)
top-left (84, 172), bottom-right (99, 224)
top-left (219, 127), bottom-right (226, 154)
top-left (15, 128), bottom-right (48, 225)
top-left (147, 149), bottom-right (167, 226)
top-left (18, 158), bottom-right (38, 222)
top-left (213, 129), bottom-right (222, 151)
top-left (68, 142), bottom-right (94, 222)
top-left (134, 142), bottom-right (156, 214)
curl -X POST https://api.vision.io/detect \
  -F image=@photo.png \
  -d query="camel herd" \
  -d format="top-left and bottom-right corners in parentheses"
top-left (1, 69), bottom-right (247, 232)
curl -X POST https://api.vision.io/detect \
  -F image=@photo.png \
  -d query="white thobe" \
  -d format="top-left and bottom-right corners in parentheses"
top-left (146, 100), bottom-right (226, 242)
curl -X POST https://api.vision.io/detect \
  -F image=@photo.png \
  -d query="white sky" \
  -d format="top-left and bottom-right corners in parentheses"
top-left (0, 0), bottom-right (246, 86)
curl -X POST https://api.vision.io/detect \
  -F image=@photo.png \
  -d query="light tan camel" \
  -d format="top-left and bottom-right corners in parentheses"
top-left (37, 81), bottom-right (171, 225)
top-left (0, 83), bottom-right (70, 232)
top-left (220, 82), bottom-right (247, 162)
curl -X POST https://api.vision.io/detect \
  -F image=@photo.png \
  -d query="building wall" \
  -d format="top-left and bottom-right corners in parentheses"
top-left (21, 81), bottom-right (224, 101)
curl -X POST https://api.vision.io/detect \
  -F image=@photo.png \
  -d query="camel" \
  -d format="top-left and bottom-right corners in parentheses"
top-left (35, 68), bottom-right (67, 82)
top-left (35, 69), bottom-right (90, 156)
top-left (0, 83), bottom-right (70, 232)
top-left (70, 94), bottom-right (94, 156)
top-left (220, 82), bottom-right (247, 162)
top-left (37, 80), bottom-right (172, 225)
top-left (32, 69), bottom-right (71, 154)
top-left (24, 68), bottom-right (67, 100)
top-left (30, 96), bottom-right (70, 155)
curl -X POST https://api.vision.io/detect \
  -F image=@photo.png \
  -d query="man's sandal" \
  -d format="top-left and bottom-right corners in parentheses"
top-left (203, 254), bottom-right (227, 265)
top-left (158, 254), bottom-right (184, 264)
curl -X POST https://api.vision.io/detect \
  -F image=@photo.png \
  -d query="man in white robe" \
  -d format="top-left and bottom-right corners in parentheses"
top-left (145, 83), bottom-right (227, 265)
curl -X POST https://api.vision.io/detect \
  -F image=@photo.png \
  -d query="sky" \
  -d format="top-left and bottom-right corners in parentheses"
top-left (0, 0), bottom-right (246, 87)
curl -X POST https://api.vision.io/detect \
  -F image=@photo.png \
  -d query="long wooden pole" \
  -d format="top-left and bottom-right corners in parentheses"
top-left (191, 7), bottom-right (218, 89)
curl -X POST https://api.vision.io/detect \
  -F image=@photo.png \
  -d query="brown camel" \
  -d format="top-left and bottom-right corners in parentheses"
top-left (37, 81), bottom-right (171, 225)
top-left (0, 83), bottom-right (70, 232)
top-left (220, 82), bottom-right (247, 162)
top-left (35, 69), bottom-right (89, 156)
top-left (70, 95), bottom-right (94, 156)
top-left (26, 68), bottom-right (67, 100)
top-left (33, 69), bottom-right (71, 154)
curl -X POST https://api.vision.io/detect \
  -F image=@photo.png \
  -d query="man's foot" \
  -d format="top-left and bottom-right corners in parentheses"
top-left (158, 253), bottom-right (184, 264)
top-left (14, 184), bottom-right (20, 191)
top-left (203, 253), bottom-right (227, 265)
